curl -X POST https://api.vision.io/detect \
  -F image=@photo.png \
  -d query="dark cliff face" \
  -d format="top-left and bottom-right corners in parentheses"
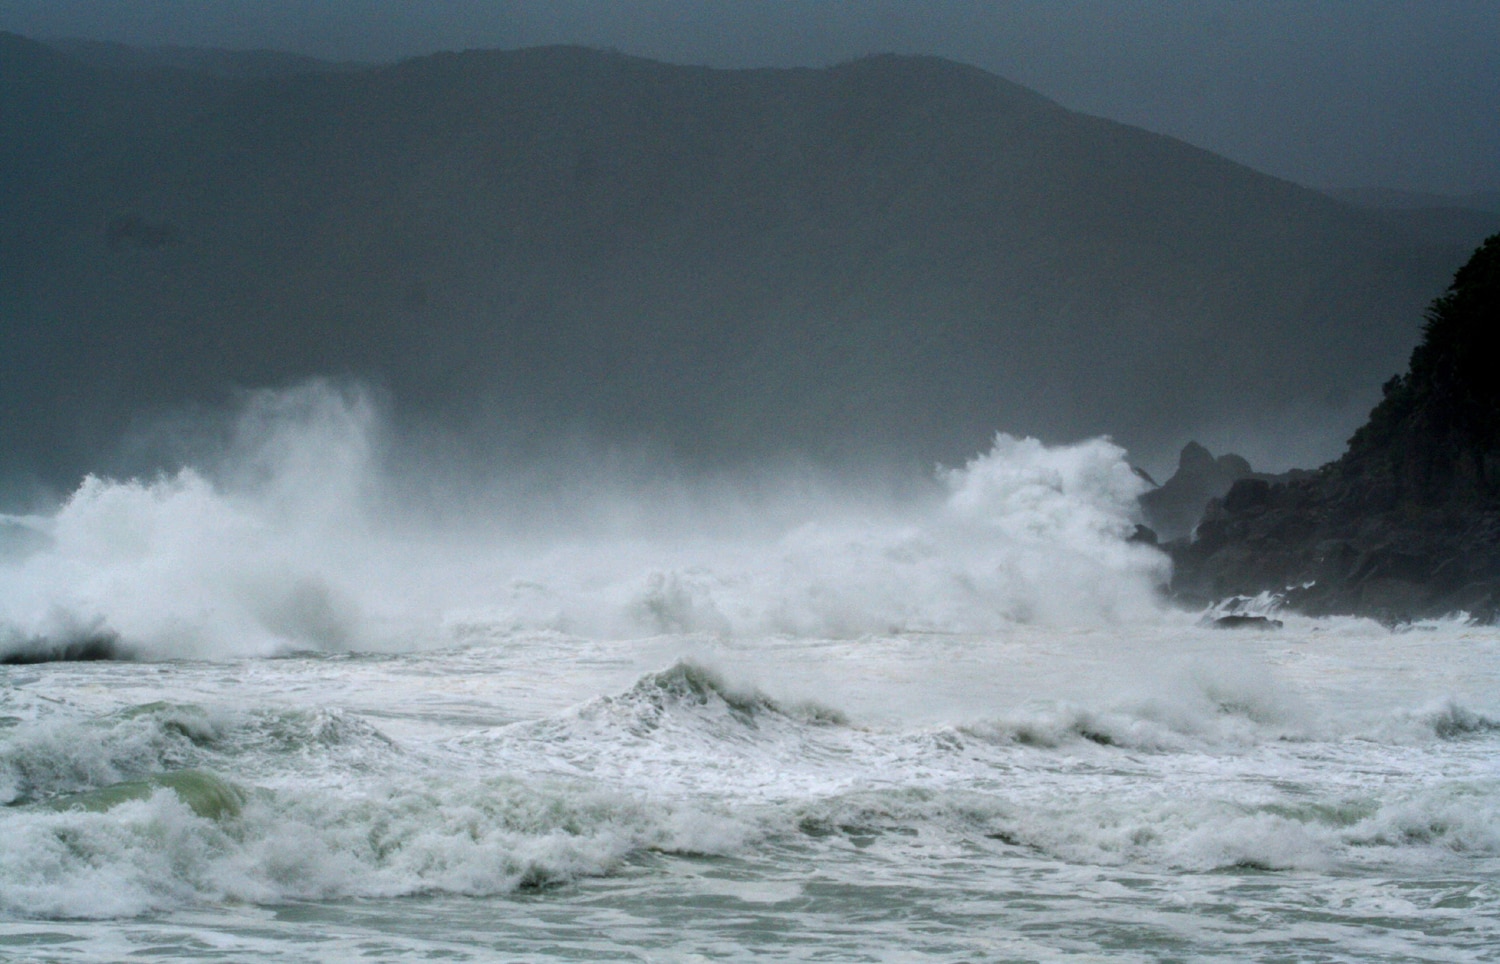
top-left (1169, 235), bottom-right (1500, 621)
top-left (1344, 234), bottom-right (1500, 503)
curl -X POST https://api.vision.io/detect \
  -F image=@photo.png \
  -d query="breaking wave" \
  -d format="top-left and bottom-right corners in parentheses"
top-left (2, 660), bottom-right (1497, 920)
top-left (0, 381), bottom-right (1171, 660)
top-left (0, 775), bottom-right (744, 919)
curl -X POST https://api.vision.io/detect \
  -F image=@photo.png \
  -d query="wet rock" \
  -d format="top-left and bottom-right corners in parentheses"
top-left (1168, 234), bottom-right (1500, 623)
top-left (1221, 478), bottom-right (1271, 514)
top-left (1209, 614), bottom-right (1283, 630)
top-left (1139, 443), bottom-right (1255, 541)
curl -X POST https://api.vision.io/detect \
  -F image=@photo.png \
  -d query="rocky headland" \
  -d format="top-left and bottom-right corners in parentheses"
top-left (1139, 441), bottom-right (1308, 542)
top-left (1164, 234), bottom-right (1500, 622)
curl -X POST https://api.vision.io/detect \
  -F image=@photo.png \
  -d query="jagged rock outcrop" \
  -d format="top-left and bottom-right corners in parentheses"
top-left (1140, 442), bottom-right (1254, 540)
top-left (1138, 441), bottom-right (1307, 541)
top-left (1169, 234), bottom-right (1500, 622)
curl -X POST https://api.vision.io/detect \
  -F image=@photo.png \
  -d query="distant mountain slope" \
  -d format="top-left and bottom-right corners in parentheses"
top-left (1322, 187), bottom-right (1500, 249)
top-left (0, 34), bottom-right (1479, 488)
top-left (1327, 187), bottom-right (1500, 214)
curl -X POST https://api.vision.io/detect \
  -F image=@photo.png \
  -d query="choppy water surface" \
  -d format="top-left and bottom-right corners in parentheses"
top-left (1, 386), bottom-right (1497, 961)
top-left (2, 624), bottom-right (1498, 962)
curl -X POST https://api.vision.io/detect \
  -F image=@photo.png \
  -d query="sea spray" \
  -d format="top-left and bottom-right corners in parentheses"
top-left (1, 382), bottom-right (1174, 660)
top-left (0, 383), bottom-right (392, 658)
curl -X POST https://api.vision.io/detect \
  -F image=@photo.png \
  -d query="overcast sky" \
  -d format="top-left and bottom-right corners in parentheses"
top-left (3, 0), bottom-right (1496, 196)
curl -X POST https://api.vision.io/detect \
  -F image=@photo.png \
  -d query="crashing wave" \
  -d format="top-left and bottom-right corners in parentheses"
top-left (0, 382), bottom-right (1175, 659)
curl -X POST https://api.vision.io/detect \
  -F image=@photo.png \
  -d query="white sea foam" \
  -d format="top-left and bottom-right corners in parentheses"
top-left (0, 637), bottom-right (1497, 937)
top-left (0, 381), bottom-right (1171, 660)
top-left (0, 383), bottom-right (384, 659)
top-left (0, 703), bottom-right (223, 805)
top-left (0, 773), bottom-right (749, 918)
top-left (4, 382), bottom-right (1499, 956)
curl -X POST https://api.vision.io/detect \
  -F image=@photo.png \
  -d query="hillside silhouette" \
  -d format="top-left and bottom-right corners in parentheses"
top-left (2, 34), bottom-right (1492, 489)
top-left (1171, 234), bottom-right (1500, 620)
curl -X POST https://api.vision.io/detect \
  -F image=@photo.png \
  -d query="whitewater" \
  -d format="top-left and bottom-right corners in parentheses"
top-left (1, 383), bottom-right (1496, 962)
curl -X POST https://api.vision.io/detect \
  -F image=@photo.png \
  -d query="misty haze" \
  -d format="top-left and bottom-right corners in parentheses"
top-left (1, 5), bottom-right (1499, 960)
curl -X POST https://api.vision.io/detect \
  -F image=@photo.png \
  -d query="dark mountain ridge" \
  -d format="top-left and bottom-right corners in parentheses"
top-left (1323, 187), bottom-right (1500, 249)
top-left (0, 34), bottom-right (1486, 491)
top-left (1170, 234), bottom-right (1500, 621)
top-left (1327, 187), bottom-right (1500, 215)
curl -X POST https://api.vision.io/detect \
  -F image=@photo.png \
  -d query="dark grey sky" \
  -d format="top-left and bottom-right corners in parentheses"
top-left (2, 0), bottom-right (1496, 195)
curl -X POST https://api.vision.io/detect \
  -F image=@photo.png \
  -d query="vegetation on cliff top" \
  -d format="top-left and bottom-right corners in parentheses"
top-left (1346, 233), bottom-right (1500, 502)
top-left (1168, 233), bottom-right (1500, 619)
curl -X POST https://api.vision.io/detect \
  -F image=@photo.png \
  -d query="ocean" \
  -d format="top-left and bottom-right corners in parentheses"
top-left (1, 384), bottom-right (1496, 962)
